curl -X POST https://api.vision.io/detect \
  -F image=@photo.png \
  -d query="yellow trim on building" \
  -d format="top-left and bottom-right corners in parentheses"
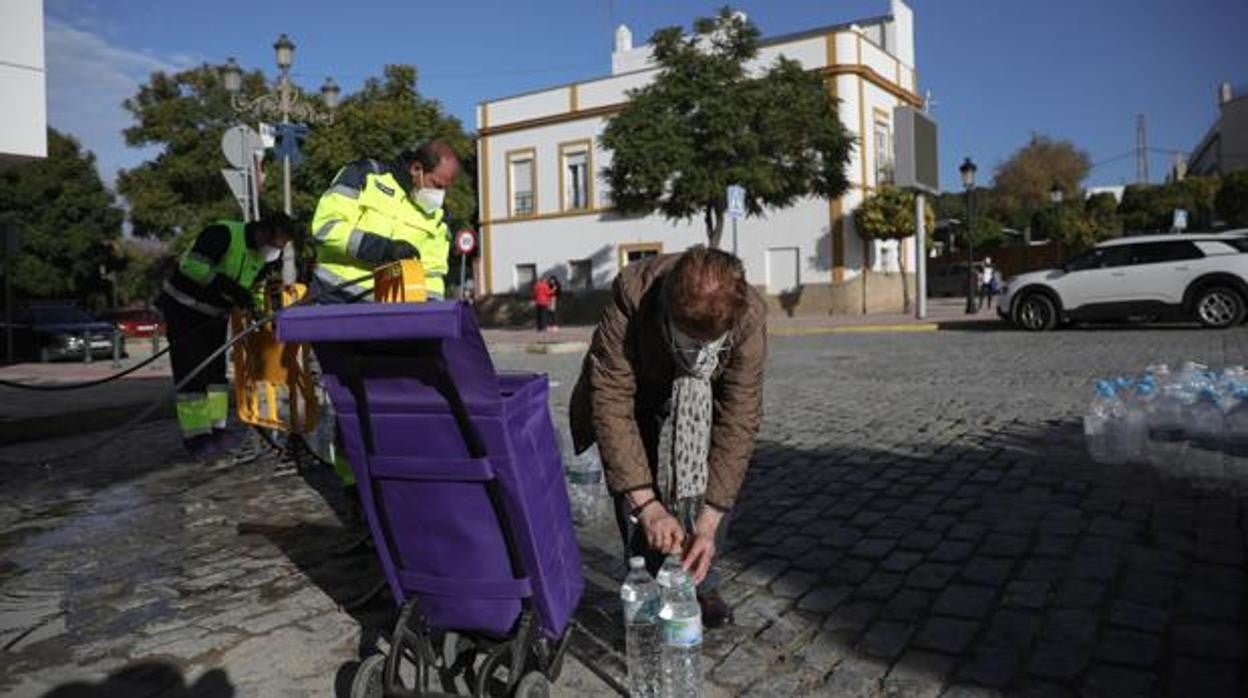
top-left (824, 32), bottom-right (837, 68)
top-left (481, 206), bottom-right (611, 227)
top-left (504, 147), bottom-right (538, 219)
top-left (570, 84), bottom-right (579, 112)
top-left (556, 138), bottom-right (595, 213)
top-left (831, 195), bottom-right (845, 284)
top-left (618, 242), bottom-right (663, 269)
top-left (481, 103), bottom-right (492, 294)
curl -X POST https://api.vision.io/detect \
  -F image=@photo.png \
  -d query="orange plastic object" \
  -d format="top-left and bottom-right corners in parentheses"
top-left (372, 259), bottom-right (428, 303)
top-left (231, 282), bottom-right (318, 434)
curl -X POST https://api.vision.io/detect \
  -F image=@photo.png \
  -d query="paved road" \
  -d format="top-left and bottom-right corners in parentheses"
top-left (3, 324), bottom-right (1248, 696)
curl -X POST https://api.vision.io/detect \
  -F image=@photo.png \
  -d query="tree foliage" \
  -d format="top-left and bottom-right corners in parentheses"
top-left (1117, 178), bottom-right (1219, 232)
top-left (0, 129), bottom-right (124, 306)
top-left (855, 186), bottom-right (935, 311)
top-left (601, 8), bottom-right (854, 248)
top-left (991, 134), bottom-right (1091, 223)
top-left (118, 63), bottom-right (476, 247)
top-left (1216, 170), bottom-right (1248, 227)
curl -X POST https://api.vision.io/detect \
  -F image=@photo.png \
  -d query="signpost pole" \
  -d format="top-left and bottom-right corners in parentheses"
top-left (3, 225), bottom-right (14, 365)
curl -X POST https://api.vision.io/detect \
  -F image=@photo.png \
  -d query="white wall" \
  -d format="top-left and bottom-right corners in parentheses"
top-left (0, 0), bottom-right (47, 162)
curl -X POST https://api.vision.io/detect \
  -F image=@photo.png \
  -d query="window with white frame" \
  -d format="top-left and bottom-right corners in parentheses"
top-left (874, 121), bottom-right (893, 186)
top-left (560, 142), bottom-right (591, 211)
top-left (569, 259), bottom-right (593, 291)
top-left (514, 263), bottom-right (536, 296)
top-left (508, 151), bottom-right (535, 216)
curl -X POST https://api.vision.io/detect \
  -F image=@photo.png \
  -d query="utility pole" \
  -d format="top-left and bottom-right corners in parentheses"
top-left (1136, 114), bottom-right (1149, 185)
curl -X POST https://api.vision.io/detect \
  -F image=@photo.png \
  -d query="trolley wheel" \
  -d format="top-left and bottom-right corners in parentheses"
top-left (513, 671), bottom-right (551, 698)
top-left (350, 654), bottom-right (386, 698)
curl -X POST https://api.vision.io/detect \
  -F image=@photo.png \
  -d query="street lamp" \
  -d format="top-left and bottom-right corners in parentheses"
top-left (960, 157), bottom-right (978, 314)
top-left (1049, 181), bottom-right (1064, 206)
top-left (220, 35), bottom-right (337, 216)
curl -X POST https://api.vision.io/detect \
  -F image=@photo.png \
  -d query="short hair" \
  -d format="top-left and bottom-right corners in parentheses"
top-left (255, 210), bottom-right (297, 238)
top-left (667, 246), bottom-right (749, 339)
top-left (400, 140), bottom-right (459, 172)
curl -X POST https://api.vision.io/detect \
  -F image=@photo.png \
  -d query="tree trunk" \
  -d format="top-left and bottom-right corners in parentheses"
top-left (705, 205), bottom-right (725, 249)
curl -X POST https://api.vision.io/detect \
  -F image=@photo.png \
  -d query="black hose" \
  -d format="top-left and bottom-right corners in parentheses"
top-left (0, 339), bottom-right (175, 391)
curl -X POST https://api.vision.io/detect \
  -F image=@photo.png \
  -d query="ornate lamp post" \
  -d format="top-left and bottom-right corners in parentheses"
top-left (960, 157), bottom-right (978, 314)
top-left (220, 35), bottom-right (339, 216)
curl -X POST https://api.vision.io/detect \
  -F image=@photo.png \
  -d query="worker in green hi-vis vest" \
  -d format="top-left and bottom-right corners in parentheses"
top-left (155, 213), bottom-right (298, 459)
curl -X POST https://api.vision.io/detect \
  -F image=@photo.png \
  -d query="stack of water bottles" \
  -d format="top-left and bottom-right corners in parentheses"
top-left (1084, 361), bottom-right (1248, 489)
top-left (620, 556), bottom-right (703, 698)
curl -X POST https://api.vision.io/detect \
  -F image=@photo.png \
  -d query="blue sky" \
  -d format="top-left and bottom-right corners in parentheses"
top-left (45, 0), bottom-right (1247, 192)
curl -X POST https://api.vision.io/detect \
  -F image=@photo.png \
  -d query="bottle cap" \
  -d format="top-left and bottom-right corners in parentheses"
top-left (628, 556), bottom-right (646, 570)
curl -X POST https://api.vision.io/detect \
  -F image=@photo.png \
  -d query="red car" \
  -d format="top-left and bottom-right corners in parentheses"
top-left (101, 308), bottom-right (164, 339)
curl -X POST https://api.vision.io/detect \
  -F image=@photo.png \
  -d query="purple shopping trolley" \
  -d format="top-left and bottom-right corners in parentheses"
top-left (278, 301), bottom-right (583, 698)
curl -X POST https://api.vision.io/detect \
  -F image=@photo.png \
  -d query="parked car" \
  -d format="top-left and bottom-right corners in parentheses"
top-left (100, 307), bottom-right (164, 339)
top-left (999, 233), bottom-right (1248, 331)
top-left (927, 262), bottom-right (984, 298)
top-left (3, 303), bottom-right (123, 362)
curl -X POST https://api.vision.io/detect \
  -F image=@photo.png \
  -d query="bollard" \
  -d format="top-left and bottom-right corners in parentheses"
top-left (112, 328), bottom-right (121, 368)
top-left (83, 330), bottom-right (92, 364)
top-left (151, 328), bottom-right (160, 357)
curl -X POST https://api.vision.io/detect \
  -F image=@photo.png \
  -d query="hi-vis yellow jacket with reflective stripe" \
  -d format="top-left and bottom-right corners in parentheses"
top-left (310, 159), bottom-right (450, 299)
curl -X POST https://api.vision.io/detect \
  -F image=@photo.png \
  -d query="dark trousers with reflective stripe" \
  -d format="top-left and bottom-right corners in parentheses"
top-left (159, 294), bottom-right (228, 393)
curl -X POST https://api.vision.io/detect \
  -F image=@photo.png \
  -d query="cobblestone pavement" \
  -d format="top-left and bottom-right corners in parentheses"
top-left (3, 324), bottom-right (1248, 696)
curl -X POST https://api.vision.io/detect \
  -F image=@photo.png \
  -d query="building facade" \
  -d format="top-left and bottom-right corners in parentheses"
top-left (475, 0), bottom-right (921, 314)
top-left (0, 0), bottom-right (47, 165)
top-left (1188, 82), bottom-right (1248, 177)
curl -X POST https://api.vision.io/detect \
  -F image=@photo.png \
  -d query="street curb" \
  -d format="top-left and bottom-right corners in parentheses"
top-left (0, 400), bottom-right (175, 447)
top-left (526, 341), bottom-right (590, 355)
top-left (771, 323), bottom-right (940, 336)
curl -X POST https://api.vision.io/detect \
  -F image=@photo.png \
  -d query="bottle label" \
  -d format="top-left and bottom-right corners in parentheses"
top-left (565, 469), bottom-right (603, 485)
top-left (663, 617), bottom-right (702, 647)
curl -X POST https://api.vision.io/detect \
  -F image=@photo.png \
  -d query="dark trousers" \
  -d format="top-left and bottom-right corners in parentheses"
top-left (158, 295), bottom-right (227, 395)
top-left (535, 305), bottom-right (550, 331)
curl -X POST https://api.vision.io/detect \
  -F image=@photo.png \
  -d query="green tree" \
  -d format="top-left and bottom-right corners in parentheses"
top-left (1216, 170), bottom-right (1248, 227)
top-left (992, 134), bottom-right (1091, 223)
top-left (1085, 192), bottom-right (1123, 240)
top-left (113, 238), bottom-right (173, 305)
top-left (0, 129), bottom-right (124, 306)
top-left (118, 64), bottom-right (476, 247)
top-left (1118, 184), bottom-right (1167, 232)
top-left (601, 8), bottom-right (854, 248)
top-left (856, 187), bottom-right (934, 312)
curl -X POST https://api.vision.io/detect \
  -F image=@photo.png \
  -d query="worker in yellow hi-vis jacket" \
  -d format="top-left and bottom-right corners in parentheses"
top-left (156, 213), bottom-right (298, 459)
top-left (309, 141), bottom-right (461, 492)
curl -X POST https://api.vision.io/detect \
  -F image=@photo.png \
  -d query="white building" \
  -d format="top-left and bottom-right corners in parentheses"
top-left (0, 0), bottom-right (47, 165)
top-left (475, 0), bottom-right (921, 315)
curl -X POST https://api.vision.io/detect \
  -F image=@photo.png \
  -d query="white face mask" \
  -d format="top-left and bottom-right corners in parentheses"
top-left (668, 322), bottom-right (728, 365)
top-left (261, 245), bottom-right (282, 263)
top-left (415, 187), bottom-right (445, 212)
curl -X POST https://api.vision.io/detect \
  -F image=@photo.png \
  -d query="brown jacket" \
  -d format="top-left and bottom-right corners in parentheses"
top-left (569, 254), bottom-right (767, 510)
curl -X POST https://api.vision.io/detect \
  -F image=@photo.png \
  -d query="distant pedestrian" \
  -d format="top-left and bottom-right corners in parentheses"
top-left (546, 276), bottom-right (562, 332)
top-left (533, 276), bottom-right (552, 332)
top-left (979, 257), bottom-right (996, 311)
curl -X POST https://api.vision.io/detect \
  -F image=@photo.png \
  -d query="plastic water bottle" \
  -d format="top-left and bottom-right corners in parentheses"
top-left (1222, 385), bottom-right (1248, 484)
top-left (658, 559), bottom-right (702, 698)
top-left (1123, 379), bottom-right (1156, 464)
top-left (565, 444), bottom-right (606, 526)
top-left (1187, 387), bottom-right (1226, 481)
top-left (1085, 381), bottom-right (1126, 464)
top-left (1148, 377), bottom-right (1190, 471)
top-left (621, 557), bottom-right (662, 698)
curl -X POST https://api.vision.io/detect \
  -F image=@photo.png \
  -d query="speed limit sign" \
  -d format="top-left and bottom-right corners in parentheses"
top-left (454, 229), bottom-right (476, 255)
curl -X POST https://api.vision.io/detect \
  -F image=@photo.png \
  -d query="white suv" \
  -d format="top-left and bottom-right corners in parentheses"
top-left (999, 233), bottom-right (1248, 331)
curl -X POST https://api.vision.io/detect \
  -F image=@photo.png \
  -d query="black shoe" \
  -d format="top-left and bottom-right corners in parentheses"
top-left (698, 590), bottom-right (734, 629)
top-left (183, 434), bottom-right (223, 460)
top-left (212, 428), bottom-right (245, 453)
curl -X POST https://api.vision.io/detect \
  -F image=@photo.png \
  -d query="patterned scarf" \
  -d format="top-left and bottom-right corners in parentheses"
top-left (656, 319), bottom-right (727, 505)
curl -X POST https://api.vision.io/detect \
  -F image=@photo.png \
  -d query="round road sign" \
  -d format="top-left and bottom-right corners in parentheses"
top-left (454, 230), bottom-right (477, 255)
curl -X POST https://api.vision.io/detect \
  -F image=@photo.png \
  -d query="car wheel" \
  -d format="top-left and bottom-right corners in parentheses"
top-left (1194, 286), bottom-right (1246, 328)
top-left (1015, 293), bottom-right (1057, 332)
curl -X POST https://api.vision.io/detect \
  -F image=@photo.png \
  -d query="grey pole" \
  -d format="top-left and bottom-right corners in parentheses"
top-left (458, 252), bottom-right (467, 298)
top-left (82, 330), bottom-right (91, 364)
top-left (112, 329), bottom-right (121, 368)
top-left (915, 193), bottom-right (927, 320)
top-left (732, 218), bottom-right (739, 257)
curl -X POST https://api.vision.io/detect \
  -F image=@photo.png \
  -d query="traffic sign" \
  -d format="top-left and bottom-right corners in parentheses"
top-left (221, 125), bottom-right (264, 169)
top-left (1173, 208), bottom-right (1188, 232)
top-left (726, 185), bottom-right (745, 220)
top-left (454, 229), bottom-right (477, 255)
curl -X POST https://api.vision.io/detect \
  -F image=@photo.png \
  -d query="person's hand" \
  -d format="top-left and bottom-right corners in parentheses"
top-left (387, 241), bottom-right (421, 261)
top-left (682, 508), bottom-right (724, 584)
top-left (638, 503), bottom-right (685, 556)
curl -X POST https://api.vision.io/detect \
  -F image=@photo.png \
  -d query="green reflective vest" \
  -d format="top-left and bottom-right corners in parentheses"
top-left (164, 220), bottom-right (269, 315)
